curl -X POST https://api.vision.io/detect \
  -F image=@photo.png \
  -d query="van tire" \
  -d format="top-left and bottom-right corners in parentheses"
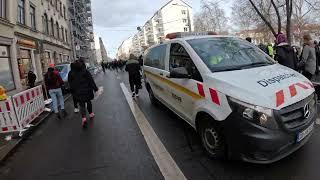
top-left (148, 86), bottom-right (160, 106)
top-left (199, 117), bottom-right (226, 159)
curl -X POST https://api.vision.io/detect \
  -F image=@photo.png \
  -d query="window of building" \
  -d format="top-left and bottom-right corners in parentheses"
top-left (50, 18), bottom-right (54, 36)
top-left (144, 44), bottom-right (167, 70)
top-left (56, 22), bottom-right (59, 39)
top-left (17, 0), bottom-right (25, 24)
top-left (30, 5), bottom-right (36, 30)
top-left (43, 13), bottom-right (49, 34)
top-left (59, 1), bottom-right (62, 15)
top-left (184, 27), bottom-right (188, 32)
top-left (63, 5), bottom-right (66, 19)
top-left (65, 29), bottom-right (68, 43)
top-left (181, 10), bottom-right (186, 15)
top-left (61, 26), bottom-right (64, 41)
top-left (169, 43), bottom-right (202, 82)
top-left (183, 19), bottom-right (187, 23)
top-left (0, 45), bottom-right (15, 90)
top-left (0, 0), bottom-right (6, 19)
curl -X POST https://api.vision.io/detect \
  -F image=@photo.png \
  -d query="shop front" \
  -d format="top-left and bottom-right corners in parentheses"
top-left (16, 39), bottom-right (37, 87)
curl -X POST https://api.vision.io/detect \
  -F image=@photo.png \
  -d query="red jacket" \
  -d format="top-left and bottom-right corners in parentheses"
top-left (45, 70), bottom-right (64, 90)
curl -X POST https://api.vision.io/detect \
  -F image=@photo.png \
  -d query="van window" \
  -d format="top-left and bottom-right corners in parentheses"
top-left (145, 45), bottom-right (167, 70)
top-left (187, 37), bottom-right (274, 72)
top-left (169, 43), bottom-right (203, 82)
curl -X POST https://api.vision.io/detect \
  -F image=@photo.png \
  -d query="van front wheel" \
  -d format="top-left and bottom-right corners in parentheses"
top-left (199, 119), bottom-right (225, 159)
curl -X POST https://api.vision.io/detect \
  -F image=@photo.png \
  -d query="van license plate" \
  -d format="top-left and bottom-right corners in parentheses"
top-left (297, 123), bottom-right (314, 142)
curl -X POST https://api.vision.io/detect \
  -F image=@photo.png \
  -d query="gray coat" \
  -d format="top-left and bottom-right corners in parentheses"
top-left (301, 45), bottom-right (316, 74)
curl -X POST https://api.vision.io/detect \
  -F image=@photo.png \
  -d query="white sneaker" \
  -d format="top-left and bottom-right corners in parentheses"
top-left (74, 108), bottom-right (79, 113)
top-left (135, 94), bottom-right (139, 97)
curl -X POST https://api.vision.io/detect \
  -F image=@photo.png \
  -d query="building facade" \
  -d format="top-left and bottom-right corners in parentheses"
top-left (118, 0), bottom-right (194, 57)
top-left (68, 0), bottom-right (96, 65)
top-left (0, 0), bottom-right (71, 93)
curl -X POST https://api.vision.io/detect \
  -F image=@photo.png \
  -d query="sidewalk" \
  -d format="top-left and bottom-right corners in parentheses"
top-left (0, 94), bottom-right (71, 163)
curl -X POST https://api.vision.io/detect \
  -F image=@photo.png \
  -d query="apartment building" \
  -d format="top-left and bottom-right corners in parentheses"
top-left (0, 0), bottom-right (71, 92)
top-left (118, 0), bottom-right (194, 57)
top-left (117, 37), bottom-right (133, 60)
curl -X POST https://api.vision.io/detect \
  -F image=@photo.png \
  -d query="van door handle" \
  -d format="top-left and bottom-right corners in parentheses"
top-left (159, 72), bottom-right (163, 76)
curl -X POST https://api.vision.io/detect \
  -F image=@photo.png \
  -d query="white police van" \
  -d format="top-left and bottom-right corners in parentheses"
top-left (143, 32), bottom-right (317, 163)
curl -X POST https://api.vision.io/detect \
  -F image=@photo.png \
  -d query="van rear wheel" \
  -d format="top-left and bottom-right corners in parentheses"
top-left (199, 118), bottom-right (226, 159)
top-left (148, 87), bottom-right (160, 105)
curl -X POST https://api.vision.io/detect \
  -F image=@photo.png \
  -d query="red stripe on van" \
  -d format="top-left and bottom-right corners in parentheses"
top-left (197, 83), bottom-right (205, 97)
top-left (209, 88), bottom-right (220, 105)
top-left (276, 90), bottom-right (285, 107)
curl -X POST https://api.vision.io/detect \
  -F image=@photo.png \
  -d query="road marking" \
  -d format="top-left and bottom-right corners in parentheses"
top-left (120, 83), bottom-right (186, 180)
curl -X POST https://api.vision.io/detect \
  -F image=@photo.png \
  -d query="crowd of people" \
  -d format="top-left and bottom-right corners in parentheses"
top-left (247, 33), bottom-right (320, 80)
top-left (44, 58), bottom-right (98, 128)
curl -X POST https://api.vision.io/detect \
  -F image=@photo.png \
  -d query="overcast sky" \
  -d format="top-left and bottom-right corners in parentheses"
top-left (92, 0), bottom-right (231, 58)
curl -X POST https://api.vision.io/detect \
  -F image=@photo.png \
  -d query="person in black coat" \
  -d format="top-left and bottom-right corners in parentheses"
top-left (125, 54), bottom-right (141, 97)
top-left (68, 60), bottom-right (98, 127)
top-left (27, 71), bottom-right (36, 88)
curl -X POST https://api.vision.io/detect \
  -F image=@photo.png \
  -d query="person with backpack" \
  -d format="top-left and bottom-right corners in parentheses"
top-left (68, 60), bottom-right (98, 128)
top-left (125, 54), bottom-right (142, 98)
top-left (44, 64), bottom-right (66, 119)
top-left (300, 34), bottom-right (316, 80)
top-left (274, 33), bottom-right (298, 70)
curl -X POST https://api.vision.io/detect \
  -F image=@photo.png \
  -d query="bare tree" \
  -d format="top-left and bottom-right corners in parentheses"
top-left (194, 0), bottom-right (228, 33)
top-left (232, 0), bottom-right (320, 44)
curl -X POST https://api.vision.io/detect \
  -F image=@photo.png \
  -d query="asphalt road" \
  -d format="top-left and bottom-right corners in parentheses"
top-left (1, 70), bottom-right (320, 180)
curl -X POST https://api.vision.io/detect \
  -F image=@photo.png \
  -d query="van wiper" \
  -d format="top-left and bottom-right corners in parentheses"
top-left (212, 67), bottom-right (243, 72)
top-left (239, 62), bottom-right (271, 69)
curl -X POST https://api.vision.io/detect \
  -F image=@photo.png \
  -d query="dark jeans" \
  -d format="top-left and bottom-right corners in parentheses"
top-left (303, 71), bottom-right (313, 80)
top-left (129, 76), bottom-right (140, 94)
top-left (73, 96), bottom-right (78, 109)
top-left (79, 101), bottom-right (93, 118)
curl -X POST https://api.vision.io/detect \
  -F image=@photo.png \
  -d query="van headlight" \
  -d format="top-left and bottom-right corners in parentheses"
top-left (228, 97), bottom-right (278, 130)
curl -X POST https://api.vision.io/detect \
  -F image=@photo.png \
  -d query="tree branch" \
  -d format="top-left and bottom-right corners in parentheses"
top-left (248, 0), bottom-right (277, 37)
top-left (271, 0), bottom-right (282, 34)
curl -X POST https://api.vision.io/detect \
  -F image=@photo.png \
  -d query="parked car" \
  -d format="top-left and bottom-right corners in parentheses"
top-left (55, 63), bottom-right (71, 91)
top-left (87, 66), bottom-right (98, 76)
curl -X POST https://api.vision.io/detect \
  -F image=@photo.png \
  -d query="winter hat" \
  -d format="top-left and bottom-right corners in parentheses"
top-left (276, 33), bottom-right (287, 44)
top-left (48, 63), bottom-right (55, 68)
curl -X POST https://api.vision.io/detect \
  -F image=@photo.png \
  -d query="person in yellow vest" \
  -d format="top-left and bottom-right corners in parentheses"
top-left (0, 86), bottom-right (8, 101)
top-left (267, 43), bottom-right (274, 58)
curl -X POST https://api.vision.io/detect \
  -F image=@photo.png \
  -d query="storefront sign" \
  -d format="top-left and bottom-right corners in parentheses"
top-left (17, 39), bottom-right (36, 49)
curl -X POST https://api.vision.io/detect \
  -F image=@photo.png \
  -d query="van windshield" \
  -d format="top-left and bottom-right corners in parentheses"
top-left (187, 37), bottom-right (275, 72)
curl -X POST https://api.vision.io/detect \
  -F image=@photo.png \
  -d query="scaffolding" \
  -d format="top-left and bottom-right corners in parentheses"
top-left (68, 0), bottom-right (96, 64)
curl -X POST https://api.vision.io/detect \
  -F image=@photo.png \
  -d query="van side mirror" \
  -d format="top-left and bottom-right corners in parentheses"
top-left (168, 67), bottom-right (190, 79)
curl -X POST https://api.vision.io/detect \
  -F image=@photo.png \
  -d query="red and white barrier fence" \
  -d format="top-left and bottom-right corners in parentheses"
top-left (0, 85), bottom-right (45, 134)
top-left (0, 98), bottom-right (19, 133)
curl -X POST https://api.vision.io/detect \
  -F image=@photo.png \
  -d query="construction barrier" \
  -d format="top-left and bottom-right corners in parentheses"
top-left (12, 85), bottom-right (45, 130)
top-left (0, 98), bottom-right (19, 133)
top-left (0, 85), bottom-right (45, 134)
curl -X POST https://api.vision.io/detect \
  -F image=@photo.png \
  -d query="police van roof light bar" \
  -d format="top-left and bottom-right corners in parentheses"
top-left (165, 31), bottom-right (218, 39)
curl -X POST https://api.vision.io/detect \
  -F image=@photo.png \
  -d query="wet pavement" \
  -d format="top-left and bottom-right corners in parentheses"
top-left (1, 71), bottom-right (320, 180)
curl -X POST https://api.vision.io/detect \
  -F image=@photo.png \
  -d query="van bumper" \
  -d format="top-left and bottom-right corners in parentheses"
top-left (223, 112), bottom-right (316, 164)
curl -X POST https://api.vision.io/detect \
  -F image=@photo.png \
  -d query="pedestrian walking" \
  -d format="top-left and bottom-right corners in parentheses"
top-left (300, 34), bottom-right (316, 80)
top-left (125, 54), bottom-right (141, 98)
top-left (101, 61), bottom-right (106, 74)
top-left (68, 60), bottom-right (98, 127)
top-left (68, 62), bottom-right (79, 113)
top-left (274, 33), bottom-right (298, 70)
top-left (44, 64), bottom-right (66, 119)
top-left (27, 70), bottom-right (36, 88)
